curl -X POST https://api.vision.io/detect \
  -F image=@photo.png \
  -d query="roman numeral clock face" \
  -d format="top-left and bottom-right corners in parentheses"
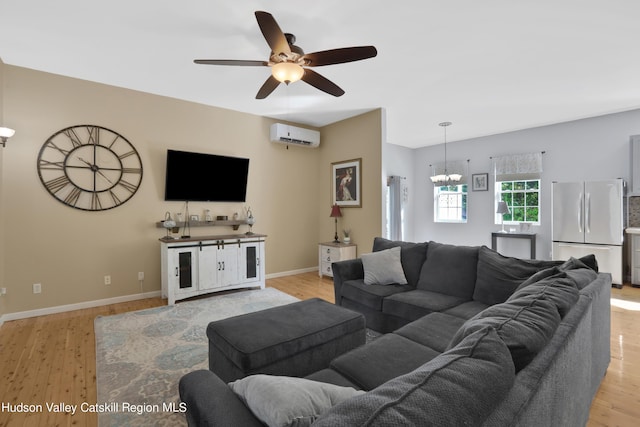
top-left (37, 125), bottom-right (143, 211)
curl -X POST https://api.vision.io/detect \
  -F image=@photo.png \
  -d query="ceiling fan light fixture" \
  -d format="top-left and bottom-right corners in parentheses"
top-left (271, 62), bottom-right (304, 84)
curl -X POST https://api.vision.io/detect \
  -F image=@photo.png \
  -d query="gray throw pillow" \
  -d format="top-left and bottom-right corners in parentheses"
top-left (228, 374), bottom-right (365, 427)
top-left (314, 327), bottom-right (515, 426)
top-left (361, 246), bottom-right (408, 286)
top-left (372, 237), bottom-right (428, 287)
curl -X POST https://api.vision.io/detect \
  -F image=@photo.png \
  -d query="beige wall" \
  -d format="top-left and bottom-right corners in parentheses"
top-left (318, 110), bottom-right (383, 255)
top-left (0, 65), bottom-right (383, 315)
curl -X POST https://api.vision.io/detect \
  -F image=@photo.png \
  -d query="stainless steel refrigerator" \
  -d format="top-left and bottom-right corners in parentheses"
top-left (552, 179), bottom-right (624, 286)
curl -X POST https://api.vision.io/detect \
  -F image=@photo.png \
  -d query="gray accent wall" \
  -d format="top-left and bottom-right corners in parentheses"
top-left (384, 108), bottom-right (640, 260)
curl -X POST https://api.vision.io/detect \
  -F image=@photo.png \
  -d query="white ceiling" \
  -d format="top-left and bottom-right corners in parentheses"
top-left (2, 0), bottom-right (640, 148)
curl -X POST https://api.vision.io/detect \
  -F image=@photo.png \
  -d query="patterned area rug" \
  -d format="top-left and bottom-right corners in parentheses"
top-left (94, 287), bottom-right (299, 427)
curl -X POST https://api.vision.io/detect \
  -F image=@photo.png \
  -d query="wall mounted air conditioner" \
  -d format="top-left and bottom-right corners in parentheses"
top-left (270, 123), bottom-right (320, 148)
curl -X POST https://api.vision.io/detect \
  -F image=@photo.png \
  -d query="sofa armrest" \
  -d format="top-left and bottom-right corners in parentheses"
top-left (179, 370), bottom-right (263, 427)
top-left (332, 258), bottom-right (364, 305)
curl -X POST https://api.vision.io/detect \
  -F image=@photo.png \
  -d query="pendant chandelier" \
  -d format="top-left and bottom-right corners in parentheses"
top-left (431, 121), bottom-right (462, 186)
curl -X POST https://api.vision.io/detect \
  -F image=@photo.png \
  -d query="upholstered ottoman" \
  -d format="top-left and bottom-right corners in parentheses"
top-left (207, 298), bottom-right (366, 383)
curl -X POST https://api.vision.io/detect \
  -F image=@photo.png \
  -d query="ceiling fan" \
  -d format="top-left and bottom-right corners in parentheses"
top-left (194, 11), bottom-right (377, 99)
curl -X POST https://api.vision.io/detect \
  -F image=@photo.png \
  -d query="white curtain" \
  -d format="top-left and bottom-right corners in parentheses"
top-left (388, 176), bottom-right (404, 241)
top-left (493, 152), bottom-right (543, 181)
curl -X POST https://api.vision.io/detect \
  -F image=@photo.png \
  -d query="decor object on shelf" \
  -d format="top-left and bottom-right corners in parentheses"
top-left (330, 204), bottom-right (342, 243)
top-left (204, 209), bottom-right (213, 222)
top-left (430, 121), bottom-right (462, 186)
top-left (332, 158), bottom-right (362, 207)
top-left (497, 201), bottom-right (511, 233)
top-left (36, 125), bottom-right (143, 211)
top-left (343, 229), bottom-right (351, 244)
top-left (162, 211), bottom-right (177, 239)
top-left (0, 126), bottom-right (15, 147)
top-left (246, 207), bottom-right (256, 235)
top-left (472, 173), bottom-right (489, 191)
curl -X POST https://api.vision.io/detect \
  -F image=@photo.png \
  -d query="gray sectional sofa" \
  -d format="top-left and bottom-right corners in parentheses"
top-left (179, 238), bottom-right (610, 426)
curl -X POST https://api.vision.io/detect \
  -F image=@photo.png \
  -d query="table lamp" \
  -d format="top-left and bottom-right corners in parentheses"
top-left (330, 204), bottom-right (342, 243)
top-left (496, 201), bottom-right (510, 233)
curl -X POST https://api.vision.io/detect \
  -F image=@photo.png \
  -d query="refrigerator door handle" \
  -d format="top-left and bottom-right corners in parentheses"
top-left (578, 192), bottom-right (584, 233)
top-left (585, 192), bottom-right (591, 234)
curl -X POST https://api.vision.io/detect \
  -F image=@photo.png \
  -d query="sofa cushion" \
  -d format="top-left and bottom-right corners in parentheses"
top-left (330, 333), bottom-right (440, 390)
top-left (514, 256), bottom-right (597, 293)
top-left (314, 327), bottom-right (515, 427)
top-left (228, 374), bottom-right (365, 427)
top-left (304, 369), bottom-right (362, 390)
top-left (508, 271), bottom-right (579, 317)
top-left (565, 268), bottom-right (598, 290)
top-left (340, 279), bottom-right (411, 311)
top-left (382, 290), bottom-right (468, 322)
top-left (449, 294), bottom-right (561, 372)
top-left (361, 246), bottom-right (408, 286)
top-left (442, 300), bottom-right (491, 320)
top-left (372, 237), bottom-right (429, 287)
top-left (416, 242), bottom-right (479, 300)
top-left (394, 312), bottom-right (467, 352)
top-left (473, 246), bottom-right (562, 306)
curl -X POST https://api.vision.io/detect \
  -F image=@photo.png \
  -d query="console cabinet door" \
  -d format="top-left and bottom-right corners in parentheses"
top-left (217, 242), bottom-right (240, 287)
top-left (167, 247), bottom-right (199, 296)
top-left (239, 242), bottom-right (262, 284)
top-left (198, 245), bottom-right (219, 290)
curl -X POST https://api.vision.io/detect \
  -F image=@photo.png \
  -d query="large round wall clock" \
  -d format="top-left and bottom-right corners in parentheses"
top-left (37, 125), bottom-right (143, 211)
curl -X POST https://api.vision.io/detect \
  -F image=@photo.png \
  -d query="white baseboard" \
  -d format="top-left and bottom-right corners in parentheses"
top-left (266, 266), bottom-right (318, 279)
top-left (1, 290), bottom-right (162, 322)
top-left (0, 269), bottom-right (319, 324)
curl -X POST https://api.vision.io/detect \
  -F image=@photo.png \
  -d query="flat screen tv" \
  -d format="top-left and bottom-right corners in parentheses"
top-left (164, 149), bottom-right (250, 202)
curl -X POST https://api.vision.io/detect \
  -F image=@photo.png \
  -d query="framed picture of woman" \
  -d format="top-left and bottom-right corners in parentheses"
top-left (332, 158), bottom-right (362, 207)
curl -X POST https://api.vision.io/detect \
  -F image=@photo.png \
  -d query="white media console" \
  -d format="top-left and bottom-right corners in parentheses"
top-left (160, 234), bottom-right (266, 305)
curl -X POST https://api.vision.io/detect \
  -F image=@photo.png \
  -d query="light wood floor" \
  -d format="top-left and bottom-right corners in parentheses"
top-left (0, 272), bottom-right (638, 426)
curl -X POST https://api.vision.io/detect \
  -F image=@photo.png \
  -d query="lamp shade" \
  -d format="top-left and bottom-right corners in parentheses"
top-left (272, 62), bottom-right (304, 83)
top-left (0, 127), bottom-right (15, 138)
top-left (496, 201), bottom-right (510, 215)
top-left (330, 204), bottom-right (342, 218)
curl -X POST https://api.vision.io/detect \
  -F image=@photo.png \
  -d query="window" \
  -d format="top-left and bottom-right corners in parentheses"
top-left (496, 179), bottom-right (540, 224)
top-left (434, 184), bottom-right (467, 223)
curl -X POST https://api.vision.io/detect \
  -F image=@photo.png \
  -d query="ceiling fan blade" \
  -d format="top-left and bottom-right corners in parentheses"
top-left (255, 11), bottom-right (291, 57)
top-left (301, 69), bottom-right (345, 97)
top-left (256, 75), bottom-right (281, 99)
top-left (303, 46), bottom-right (377, 67)
top-left (194, 59), bottom-right (268, 66)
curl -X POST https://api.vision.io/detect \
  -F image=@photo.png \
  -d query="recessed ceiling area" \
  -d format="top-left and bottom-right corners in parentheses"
top-left (1, 1), bottom-right (639, 148)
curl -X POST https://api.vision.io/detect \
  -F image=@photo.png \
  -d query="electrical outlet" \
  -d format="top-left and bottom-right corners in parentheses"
top-left (138, 272), bottom-right (145, 281)
top-left (33, 283), bottom-right (42, 294)
top-left (0, 287), bottom-right (7, 296)
top-left (104, 275), bottom-right (111, 285)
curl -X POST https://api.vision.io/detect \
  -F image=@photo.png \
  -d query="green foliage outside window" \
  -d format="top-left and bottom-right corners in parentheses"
top-left (498, 180), bottom-right (540, 224)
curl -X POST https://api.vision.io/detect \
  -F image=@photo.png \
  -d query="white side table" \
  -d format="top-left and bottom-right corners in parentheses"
top-left (318, 242), bottom-right (357, 278)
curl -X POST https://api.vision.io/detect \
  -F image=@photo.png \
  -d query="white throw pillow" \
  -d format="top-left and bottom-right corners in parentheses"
top-left (228, 374), bottom-right (365, 427)
top-left (361, 246), bottom-right (408, 286)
